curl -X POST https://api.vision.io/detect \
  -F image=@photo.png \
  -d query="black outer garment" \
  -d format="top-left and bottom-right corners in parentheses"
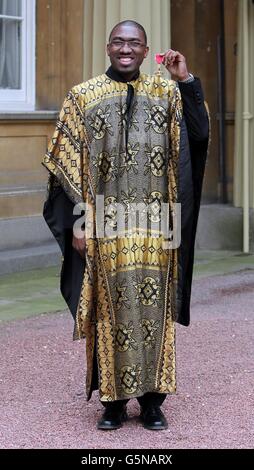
top-left (43, 67), bottom-right (209, 328)
top-left (177, 78), bottom-right (209, 325)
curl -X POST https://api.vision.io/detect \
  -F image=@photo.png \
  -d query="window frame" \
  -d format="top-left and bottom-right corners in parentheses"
top-left (0, 0), bottom-right (36, 111)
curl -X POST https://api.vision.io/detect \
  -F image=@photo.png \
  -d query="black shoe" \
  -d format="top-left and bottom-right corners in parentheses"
top-left (140, 406), bottom-right (168, 430)
top-left (97, 405), bottom-right (128, 430)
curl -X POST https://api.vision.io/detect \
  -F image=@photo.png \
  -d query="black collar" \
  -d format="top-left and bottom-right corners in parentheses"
top-left (106, 65), bottom-right (140, 83)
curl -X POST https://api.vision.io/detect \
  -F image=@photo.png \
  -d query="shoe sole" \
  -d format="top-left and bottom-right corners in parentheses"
top-left (97, 423), bottom-right (123, 430)
top-left (143, 423), bottom-right (168, 431)
top-left (97, 412), bottom-right (128, 430)
top-left (140, 415), bottom-right (168, 431)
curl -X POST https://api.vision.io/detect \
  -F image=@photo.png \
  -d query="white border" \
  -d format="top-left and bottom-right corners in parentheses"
top-left (0, 0), bottom-right (36, 111)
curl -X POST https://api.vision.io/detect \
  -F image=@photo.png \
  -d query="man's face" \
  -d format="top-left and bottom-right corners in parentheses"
top-left (107, 24), bottom-right (149, 78)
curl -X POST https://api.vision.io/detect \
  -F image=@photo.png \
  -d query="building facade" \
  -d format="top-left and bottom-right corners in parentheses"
top-left (0, 0), bottom-right (253, 267)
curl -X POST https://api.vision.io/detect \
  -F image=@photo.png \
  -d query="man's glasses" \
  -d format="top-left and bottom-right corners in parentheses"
top-left (109, 40), bottom-right (146, 50)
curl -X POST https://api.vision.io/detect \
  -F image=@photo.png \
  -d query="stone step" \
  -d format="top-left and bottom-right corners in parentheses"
top-left (0, 242), bottom-right (61, 275)
top-left (0, 169), bottom-right (47, 187)
top-left (0, 187), bottom-right (45, 217)
top-left (0, 205), bottom-right (252, 275)
top-left (196, 204), bottom-right (254, 251)
top-left (0, 214), bottom-right (53, 251)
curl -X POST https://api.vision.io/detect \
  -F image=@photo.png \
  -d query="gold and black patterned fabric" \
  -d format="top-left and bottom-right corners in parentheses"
top-left (43, 72), bottom-right (182, 401)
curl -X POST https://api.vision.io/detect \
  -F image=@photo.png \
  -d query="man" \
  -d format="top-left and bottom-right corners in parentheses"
top-left (42, 20), bottom-right (209, 431)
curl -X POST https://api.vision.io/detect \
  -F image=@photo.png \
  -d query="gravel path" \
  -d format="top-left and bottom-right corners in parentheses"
top-left (0, 270), bottom-right (253, 449)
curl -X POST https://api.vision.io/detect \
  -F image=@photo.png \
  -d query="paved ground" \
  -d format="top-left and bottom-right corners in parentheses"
top-left (0, 251), bottom-right (253, 449)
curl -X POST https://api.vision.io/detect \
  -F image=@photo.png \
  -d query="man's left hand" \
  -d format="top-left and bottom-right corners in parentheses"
top-left (162, 49), bottom-right (189, 81)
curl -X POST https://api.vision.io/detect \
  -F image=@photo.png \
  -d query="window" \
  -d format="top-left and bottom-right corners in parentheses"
top-left (0, 0), bottom-right (35, 111)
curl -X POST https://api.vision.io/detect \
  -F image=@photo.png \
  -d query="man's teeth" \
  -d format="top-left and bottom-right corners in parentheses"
top-left (119, 58), bottom-right (133, 63)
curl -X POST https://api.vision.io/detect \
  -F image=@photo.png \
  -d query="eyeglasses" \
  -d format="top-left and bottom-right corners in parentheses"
top-left (109, 40), bottom-right (146, 50)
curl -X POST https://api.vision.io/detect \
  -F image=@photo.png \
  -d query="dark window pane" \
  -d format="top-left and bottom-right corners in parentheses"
top-left (0, 19), bottom-right (21, 89)
top-left (0, 0), bottom-right (21, 17)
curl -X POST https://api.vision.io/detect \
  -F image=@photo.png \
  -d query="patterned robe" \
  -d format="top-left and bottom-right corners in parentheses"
top-left (42, 72), bottom-right (185, 401)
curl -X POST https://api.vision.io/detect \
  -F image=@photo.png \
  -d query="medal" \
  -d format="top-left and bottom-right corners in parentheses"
top-left (155, 53), bottom-right (165, 76)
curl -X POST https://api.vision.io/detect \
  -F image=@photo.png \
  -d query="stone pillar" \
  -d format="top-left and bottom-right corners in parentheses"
top-left (234, 0), bottom-right (254, 209)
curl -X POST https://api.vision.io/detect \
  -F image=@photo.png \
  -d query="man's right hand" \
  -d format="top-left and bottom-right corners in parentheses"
top-left (72, 234), bottom-right (86, 259)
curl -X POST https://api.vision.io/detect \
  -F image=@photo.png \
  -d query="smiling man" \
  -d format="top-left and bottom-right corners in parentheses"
top-left (106, 22), bottom-right (149, 79)
top-left (42, 20), bottom-right (209, 431)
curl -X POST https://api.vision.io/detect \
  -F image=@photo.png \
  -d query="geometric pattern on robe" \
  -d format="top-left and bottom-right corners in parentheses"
top-left (42, 73), bottom-right (182, 401)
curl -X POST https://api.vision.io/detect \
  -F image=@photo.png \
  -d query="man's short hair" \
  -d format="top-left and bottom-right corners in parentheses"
top-left (109, 20), bottom-right (147, 45)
